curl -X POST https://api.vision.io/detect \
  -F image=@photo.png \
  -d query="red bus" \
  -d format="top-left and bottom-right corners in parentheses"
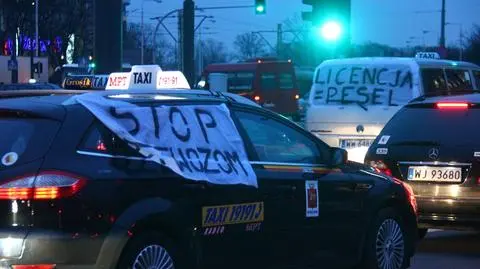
top-left (198, 58), bottom-right (300, 120)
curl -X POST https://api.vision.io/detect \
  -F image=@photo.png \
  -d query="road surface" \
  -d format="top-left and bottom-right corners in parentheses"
top-left (410, 230), bottom-right (480, 269)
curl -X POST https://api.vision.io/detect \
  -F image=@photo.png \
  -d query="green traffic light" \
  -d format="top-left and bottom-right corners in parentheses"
top-left (89, 62), bottom-right (96, 69)
top-left (256, 5), bottom-right (265, 13)
top-left (319, 20), bottom-right (342, 41)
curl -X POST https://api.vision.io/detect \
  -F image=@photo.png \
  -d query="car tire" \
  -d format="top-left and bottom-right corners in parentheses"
top-left (362, 208), bottom-right (411, 269)
top-left (417, 228), bottom-right (428, 240)
top-left (117, 232), bottom-right (184, 269)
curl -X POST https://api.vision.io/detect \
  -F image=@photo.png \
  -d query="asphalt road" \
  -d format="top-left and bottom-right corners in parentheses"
top-left (410, 230), bottom-right (480, 269)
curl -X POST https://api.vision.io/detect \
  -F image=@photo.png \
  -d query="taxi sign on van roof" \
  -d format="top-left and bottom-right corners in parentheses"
top-left (415, 52), bottom-right (441, 60)
top-left (105, 65), bottom-right (191, 90)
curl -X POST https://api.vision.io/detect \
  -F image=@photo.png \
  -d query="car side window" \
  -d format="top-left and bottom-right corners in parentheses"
top-left (235, 111), bottom-right (322, 164)
top-left (78, 121), bottom-right (143, 157)
top-left (445, 69), bottom-right (473, 90)
top-left (421, 68), bottom-right (447, 94)
top-left (473, 71), bottom-right (480, 90)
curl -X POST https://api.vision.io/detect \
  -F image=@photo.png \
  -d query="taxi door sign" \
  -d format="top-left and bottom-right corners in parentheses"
top-left (305, 180), bottom-right (319, 217)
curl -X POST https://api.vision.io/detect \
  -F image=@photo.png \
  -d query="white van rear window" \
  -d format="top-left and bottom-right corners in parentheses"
top-left (311, 64), bottom-right (414, 108)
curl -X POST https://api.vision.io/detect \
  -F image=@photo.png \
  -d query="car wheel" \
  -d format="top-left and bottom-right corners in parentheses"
top-left (363, 208), bottom-right (411, 269)
top-left (417, 228), bottom-right (428, 240)
top-left (117, 233), bottom-right (181, 269)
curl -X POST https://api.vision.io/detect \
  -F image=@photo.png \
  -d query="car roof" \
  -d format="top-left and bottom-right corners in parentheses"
top-left (317, 57), bottom-right (480, 69)
top-left (0, 89), bottom-right (261, 115)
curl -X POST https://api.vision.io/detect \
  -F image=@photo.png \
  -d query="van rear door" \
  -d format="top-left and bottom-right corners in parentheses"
top-left (306, 61), bottom-right (416, 162)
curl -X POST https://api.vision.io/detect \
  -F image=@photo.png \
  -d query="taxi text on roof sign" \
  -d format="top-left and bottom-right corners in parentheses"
top-left (415, 52), bottom-right (441, 60)
top-left (105, 65), bottom-right (191, 90)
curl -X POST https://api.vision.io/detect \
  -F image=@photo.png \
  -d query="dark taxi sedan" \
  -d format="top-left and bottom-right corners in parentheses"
top-left (0, 89), bottom-right (417, 269)
top-left (366, 93), bottom-right (480, 238)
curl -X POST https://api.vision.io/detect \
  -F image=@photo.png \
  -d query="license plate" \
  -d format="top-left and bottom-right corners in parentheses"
top-left (407, 166), bottom-right (462, 183)
top-left (339, 139), bottom-right (374, 149)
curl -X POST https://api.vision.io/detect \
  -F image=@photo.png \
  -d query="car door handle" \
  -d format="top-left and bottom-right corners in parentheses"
top-left (354, 183), bottom-right (373, 192)
top-left (277, 185), bottom-right (297, 192)
top-left (183, 183), bottom-right (207, 190)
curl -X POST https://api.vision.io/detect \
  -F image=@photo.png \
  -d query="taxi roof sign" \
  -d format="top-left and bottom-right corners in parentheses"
top-left (105, 65), bottom-right (191, 90)
top-left (415, 52), bottom-right (441, 60)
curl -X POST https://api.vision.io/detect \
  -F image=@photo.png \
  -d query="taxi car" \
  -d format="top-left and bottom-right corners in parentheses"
top-left (365, 93), bottom-right (480, 239)
top-left (0, 66), bottom-right (417, 269)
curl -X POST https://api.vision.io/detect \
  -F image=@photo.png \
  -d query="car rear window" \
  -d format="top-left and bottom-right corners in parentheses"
top-left (380, 106), bottom-right (480, 146)
top-left (0, 118), bottom-right (60, 169)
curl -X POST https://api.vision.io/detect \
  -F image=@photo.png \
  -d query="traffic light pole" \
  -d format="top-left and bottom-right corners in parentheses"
top-left (183, 0), bottom-right (195, 86)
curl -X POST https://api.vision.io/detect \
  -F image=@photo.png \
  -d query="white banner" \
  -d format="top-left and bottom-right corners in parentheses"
top-left (75, 93), bottom-right (257, 187)
top-left (312, 63), bottom-right (415, 107)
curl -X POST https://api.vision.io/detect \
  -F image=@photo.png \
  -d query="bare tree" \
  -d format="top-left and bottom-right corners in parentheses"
top-left (465, 25), bottom-right (480, 64)
top-left (234, 32), bottom-right (266, 60)
top-left (199, 38), bottom-right (228, 67)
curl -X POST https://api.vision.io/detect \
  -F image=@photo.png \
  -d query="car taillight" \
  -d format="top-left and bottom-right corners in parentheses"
top-left (436, 102), bottom-right (469, 109)
top-left (369, 160), bottom-right (393, 176)
top-left (0, 171), bottom-right (87, 200)
top-left (391, 177), bottom-right (418, 215)
top-left (254, 95), bottom-right (261, 102)
top-left (12, 265), bottom-right (56, 269)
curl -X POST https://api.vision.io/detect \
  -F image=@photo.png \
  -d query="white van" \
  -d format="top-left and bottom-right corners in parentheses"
top-left (306, 57), bottom-right (480, 162)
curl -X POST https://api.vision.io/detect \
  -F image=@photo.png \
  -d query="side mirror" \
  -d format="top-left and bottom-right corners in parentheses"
top-left (331, 147), bottom-right (348, 166)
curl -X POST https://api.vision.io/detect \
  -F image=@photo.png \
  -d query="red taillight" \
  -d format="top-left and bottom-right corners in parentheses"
top-left (436, 102), bottom-right (469, 109)
top-left (369, 160), bottom-right (393, 176)
top-left (254, 95), bottom-right (261, 102)
top-left (0, 171), bottom-right (87, 200)
top-left (96, 140), bottom-right (107, 151)
top-left (12, 265), bottom-right (56, 269)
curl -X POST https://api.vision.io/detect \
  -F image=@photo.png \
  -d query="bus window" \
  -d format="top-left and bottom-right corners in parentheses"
top-left (421, 68), bottom-right (447, 94)
top-left (261, 73), bottom-right (277, 91)
top-left (279, 73), bottom-right (294, 89)
top-left (445, 69), bottom-right (473, 90)
top-left (226, 72), bottom-right (254, 92)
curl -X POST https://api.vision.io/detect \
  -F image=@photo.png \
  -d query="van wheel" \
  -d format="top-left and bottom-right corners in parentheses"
top-left (418, 228), bottom-right (428, 240)
top-left (117, 233), bottom-right (182, 269)
top-left (362, 208), bottom-right (411, 269)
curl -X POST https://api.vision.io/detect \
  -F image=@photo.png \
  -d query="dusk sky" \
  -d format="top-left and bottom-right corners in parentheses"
top-left (128, 0), bottom-right (480, 52)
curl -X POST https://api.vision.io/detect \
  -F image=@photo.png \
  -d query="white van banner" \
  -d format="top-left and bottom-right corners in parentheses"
top-left (75, 94), bottom-right (257, 187)
top-left (313, 65), bottom-right (414, 107)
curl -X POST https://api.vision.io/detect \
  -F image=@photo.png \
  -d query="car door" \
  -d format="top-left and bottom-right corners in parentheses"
top-left (231, 107), bottom-right (334, 268)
